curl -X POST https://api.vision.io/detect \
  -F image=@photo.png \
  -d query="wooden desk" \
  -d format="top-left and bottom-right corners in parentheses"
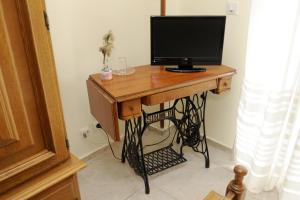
top-left (87, 65), bottom-right (235, 140)
top-left (87, 64), bottom-right (236, 194)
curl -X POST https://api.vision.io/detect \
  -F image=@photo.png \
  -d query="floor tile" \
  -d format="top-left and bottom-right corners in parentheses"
top-left (125, 185), bottom-right (177, 200)
top-left (78, 129), bottom-right (278, 200)
top-left (151, 159), bottom-right (233, 200)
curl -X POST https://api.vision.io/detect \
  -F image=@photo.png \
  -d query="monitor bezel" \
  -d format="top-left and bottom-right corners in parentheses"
top-left (150, 16), bottom-right (226, 66)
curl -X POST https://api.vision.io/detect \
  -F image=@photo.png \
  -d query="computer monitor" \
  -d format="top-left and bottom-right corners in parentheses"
top-left (151, 16), bottom-right (226, 72)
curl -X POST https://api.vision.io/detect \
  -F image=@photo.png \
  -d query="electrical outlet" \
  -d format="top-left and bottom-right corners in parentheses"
top-left (80, 127), bottom-right (89, 138)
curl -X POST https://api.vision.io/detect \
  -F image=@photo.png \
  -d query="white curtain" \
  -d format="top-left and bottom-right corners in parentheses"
top-left (235, 0), bottom-right (300, 199)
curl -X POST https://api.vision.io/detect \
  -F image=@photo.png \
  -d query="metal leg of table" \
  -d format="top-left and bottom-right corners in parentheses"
top-left (121, 117), bottom-right (150, 194)
top-left (121, 92), bottom-right (210, 194)
top-left (191, 92), bottom-right (210, 168)
top-left (175, 92), bottom-right (210, 168)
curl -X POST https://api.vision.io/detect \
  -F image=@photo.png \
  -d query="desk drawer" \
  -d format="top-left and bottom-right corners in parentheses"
top-left (142, 80), bottom-right (217, 106)
top-left (86, 79), bottom-right (120, 141)
top-left (211, 76), bottom-right (232, 94)
top-left (118, 99), bottom-right (142, 120)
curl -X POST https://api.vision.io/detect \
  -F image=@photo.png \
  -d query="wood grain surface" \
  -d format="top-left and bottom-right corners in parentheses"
top-left (0, 0), bottom-right (70, 193)
top-left (0, 155), bottom-right (85, 200)
top-left (89, 65), bottom-right (236, 102)
top-left (87, 79), bottom-right (120, 141)
top-left (142, 79), bottom-right (217, 106)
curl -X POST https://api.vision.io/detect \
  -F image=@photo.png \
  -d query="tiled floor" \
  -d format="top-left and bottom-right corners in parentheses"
top-left (78, 129), bottom-right (278, 200)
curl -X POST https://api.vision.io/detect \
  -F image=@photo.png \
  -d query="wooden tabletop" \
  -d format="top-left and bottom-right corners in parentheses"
top-left (89, 65), bottom-right (236, 102)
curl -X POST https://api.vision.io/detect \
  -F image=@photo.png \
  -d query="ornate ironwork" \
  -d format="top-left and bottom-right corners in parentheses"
top-left (121, 117), bottom-right (149, 194)
top-left (144, 106), bottom-right (176, 124)
top-left (144, 145), bottom-right (187, 175)
top-left (121, 92), bottom-right (210, 194)
top-left (174, 92), bottom-right (210, 167)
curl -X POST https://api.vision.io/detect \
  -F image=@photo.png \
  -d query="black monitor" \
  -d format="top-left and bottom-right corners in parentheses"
top-left (151, 16), bottom-right (226, 72)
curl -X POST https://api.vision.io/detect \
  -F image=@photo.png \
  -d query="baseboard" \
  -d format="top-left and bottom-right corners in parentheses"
top-left (79, 129), bottom-right (232, 161)
top-left (79, 145), bottom-right (107, 161)
top-left (79, 125), bottom-right (174, 161)
top-left (80, 135), bottom-right (125, 161)
top-left (206, 136), bottom-right (232, 150)
top-left (148, 123), bottom-right (175, 134)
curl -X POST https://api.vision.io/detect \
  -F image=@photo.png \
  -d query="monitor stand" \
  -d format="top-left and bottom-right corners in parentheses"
top-left (165, 65), bottom-right (206, 73)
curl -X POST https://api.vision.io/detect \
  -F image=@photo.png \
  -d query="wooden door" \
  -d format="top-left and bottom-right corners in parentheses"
top-left (0, 0), bottom-right (69, 193)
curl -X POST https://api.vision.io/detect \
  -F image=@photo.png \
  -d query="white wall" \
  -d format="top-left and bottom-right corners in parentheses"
top-left (46, 0), bottom-right (251, 158)
top-left (45, 0), bottom-right (160, 158)
top-left (175, 0), bottom-right (251, 148)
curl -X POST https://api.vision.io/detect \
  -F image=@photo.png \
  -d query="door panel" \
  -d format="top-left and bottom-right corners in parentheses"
top-left (0, 80), bottom-right (19, 146)
top-left (0, 3), bottom-right (44, 162)
top-left (0, 0), bottom-right (69, 193)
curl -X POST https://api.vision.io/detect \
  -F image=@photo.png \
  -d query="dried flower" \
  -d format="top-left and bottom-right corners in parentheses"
top-left (99, 30), bottom-right (114, 68)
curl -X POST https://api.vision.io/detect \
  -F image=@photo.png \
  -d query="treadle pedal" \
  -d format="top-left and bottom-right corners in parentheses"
top-left (143, 146), bottom-right (187, 175)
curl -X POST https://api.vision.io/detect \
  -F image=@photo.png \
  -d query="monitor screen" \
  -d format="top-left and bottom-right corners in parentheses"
top-left (151, 16), bottom-right (226, 66)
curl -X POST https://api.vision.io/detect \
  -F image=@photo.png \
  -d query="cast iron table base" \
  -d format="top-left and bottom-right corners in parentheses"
top-left (121, 92), bottom-right (210, 194)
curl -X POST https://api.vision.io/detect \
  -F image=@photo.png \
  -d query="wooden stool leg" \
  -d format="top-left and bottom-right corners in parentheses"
top-left (226, 165), bottom-right (248, 200)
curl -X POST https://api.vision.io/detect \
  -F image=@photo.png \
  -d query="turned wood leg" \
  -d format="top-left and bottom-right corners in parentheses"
top-left (225, 165), bottom-right (248, 200)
